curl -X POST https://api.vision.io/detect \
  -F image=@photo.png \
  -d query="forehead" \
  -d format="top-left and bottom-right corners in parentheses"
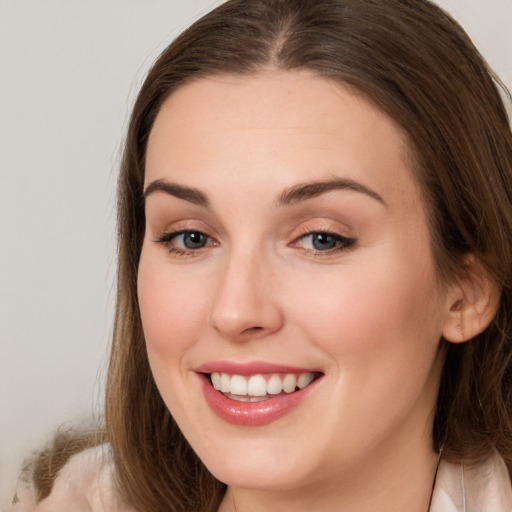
top-left (145, 70), bottom-right (421, 214)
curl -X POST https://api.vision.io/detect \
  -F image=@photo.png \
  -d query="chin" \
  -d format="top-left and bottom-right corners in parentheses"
top-left (207, 455), bottom-right (310, 491)
top-left (187, 426), bottom-right (322, 491)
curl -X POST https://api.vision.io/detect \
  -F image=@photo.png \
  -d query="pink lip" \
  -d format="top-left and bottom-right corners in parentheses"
top-left (195, 362), bottom-right (322, 427)
top-left (195, 360), bottom-right (318, 375)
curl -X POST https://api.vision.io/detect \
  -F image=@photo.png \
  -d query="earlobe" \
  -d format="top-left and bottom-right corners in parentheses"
top-left (442, 258), bottom-right (500, 344)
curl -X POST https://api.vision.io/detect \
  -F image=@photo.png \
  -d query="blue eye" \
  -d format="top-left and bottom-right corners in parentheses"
top-left (156, 229), bottom-right (213, 255)
top-left (296, 232), bottom-right (355, 253)
top-left (180, 231), bottom-right (208, 249)
top-left (310, 233), bottom-right (339, 251)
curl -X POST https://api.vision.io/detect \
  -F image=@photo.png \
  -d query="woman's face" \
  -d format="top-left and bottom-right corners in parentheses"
top-left (138, 71), bottom-right (452, 491)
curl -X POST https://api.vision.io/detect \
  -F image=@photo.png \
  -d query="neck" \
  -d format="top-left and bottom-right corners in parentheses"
top-left (218, 436), bottom-right (439, 512)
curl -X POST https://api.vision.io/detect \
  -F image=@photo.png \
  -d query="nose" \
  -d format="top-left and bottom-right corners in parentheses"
top-left (208, 248), bottom-right (284, 341)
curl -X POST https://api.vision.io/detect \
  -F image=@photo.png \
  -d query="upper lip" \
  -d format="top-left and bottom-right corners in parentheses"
top-left (195, 360), bottom-right (322, 375)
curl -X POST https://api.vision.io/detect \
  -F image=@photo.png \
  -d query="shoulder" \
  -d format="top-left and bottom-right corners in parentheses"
top-left (431, 450), bottom-right (512, 512)
top-left (11, 444), bottom-right (135, 512)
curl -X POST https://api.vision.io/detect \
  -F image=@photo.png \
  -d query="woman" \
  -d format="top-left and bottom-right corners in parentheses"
top-left (13, 0), bottom-right (512, 511)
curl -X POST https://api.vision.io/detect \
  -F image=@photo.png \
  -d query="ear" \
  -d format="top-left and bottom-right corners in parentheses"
top-left (442, 256), bottom-right (500, 344)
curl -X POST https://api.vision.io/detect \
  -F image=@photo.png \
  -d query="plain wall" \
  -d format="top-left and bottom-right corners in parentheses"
top-left (1, 0), bottom-right (511, 506)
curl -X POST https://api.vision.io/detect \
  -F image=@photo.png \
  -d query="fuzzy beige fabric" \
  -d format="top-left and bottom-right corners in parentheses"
top-left (10, 445), bottom-right (134, 512)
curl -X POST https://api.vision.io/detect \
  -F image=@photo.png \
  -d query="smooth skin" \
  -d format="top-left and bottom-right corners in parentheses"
top-left (138, 70), bottom-right (497, 512)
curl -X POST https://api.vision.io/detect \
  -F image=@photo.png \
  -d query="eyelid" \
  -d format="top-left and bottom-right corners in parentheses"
top-left (151, 216), bottom-right (216, 242)
top-left (290, 220), bottom-right (353, 240)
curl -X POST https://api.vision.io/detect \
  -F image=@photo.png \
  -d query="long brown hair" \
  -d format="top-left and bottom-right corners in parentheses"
top-left (105, 1), bottom-right (512, 511)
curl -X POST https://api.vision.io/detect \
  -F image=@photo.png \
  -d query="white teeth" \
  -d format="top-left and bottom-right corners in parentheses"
top-left (220, 373), bottom-right (231, 393)
top-left (229, 374), bottom-right (248, 395)
top-left (211, 372), bottom-right (221, 390)
top-left (267, 374), bottom-right (283, 394)
top-left (297, 372), bottom-right (314, 389)
top-left (210, 371), bottom-right (317, 397)
top-left (282, 373), bottom-right (297, 393)
top-left (247, 374), bottom-right (267, 396)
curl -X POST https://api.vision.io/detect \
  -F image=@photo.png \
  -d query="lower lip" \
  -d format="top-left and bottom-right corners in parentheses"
top-left (199, 375), bottom-right (320, 426)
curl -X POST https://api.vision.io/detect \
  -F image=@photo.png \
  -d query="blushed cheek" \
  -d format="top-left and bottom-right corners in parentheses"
top-left (287, 257), bottom-right (443, 362)
top-left (138, 260), bottom-right (180, 357)
top-left (138, 258), bottom-right (211, 368)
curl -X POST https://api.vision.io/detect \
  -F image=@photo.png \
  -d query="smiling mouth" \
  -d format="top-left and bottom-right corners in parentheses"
top-left (207, 371), bottom-right (322, 402)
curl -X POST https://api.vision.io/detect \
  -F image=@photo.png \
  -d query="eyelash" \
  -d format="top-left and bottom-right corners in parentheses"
top-left (155, 230), bottom-right (217, 258)
top-left (155, 229), bottom-right (356, 258)
top-left (292, 230), bottom-right (356, 256)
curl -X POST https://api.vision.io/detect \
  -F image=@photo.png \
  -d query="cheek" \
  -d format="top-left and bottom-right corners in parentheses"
top-left (284, 247), bottom-right (445, 363)
top-left (278, 248), bottom-right (447, 451)
top-left (137, 252), bottom-right (206, 364)
top-left (137, 252), bottom-right (212, 430)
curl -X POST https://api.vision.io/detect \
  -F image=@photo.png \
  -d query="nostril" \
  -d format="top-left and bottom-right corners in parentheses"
top-left (241, 326), bottom-right (264, 335)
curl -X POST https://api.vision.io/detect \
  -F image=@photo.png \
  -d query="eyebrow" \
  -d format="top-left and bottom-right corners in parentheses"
top-left (276, 177), bottom-right (386, 206)
top-left (143, 176), bottom-right (386, 208)
top-left (143, 179), bottom-right (209, 207)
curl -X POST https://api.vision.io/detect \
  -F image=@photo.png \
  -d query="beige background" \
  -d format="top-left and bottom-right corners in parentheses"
top-left (1, 0), bottom-right (511, 506)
